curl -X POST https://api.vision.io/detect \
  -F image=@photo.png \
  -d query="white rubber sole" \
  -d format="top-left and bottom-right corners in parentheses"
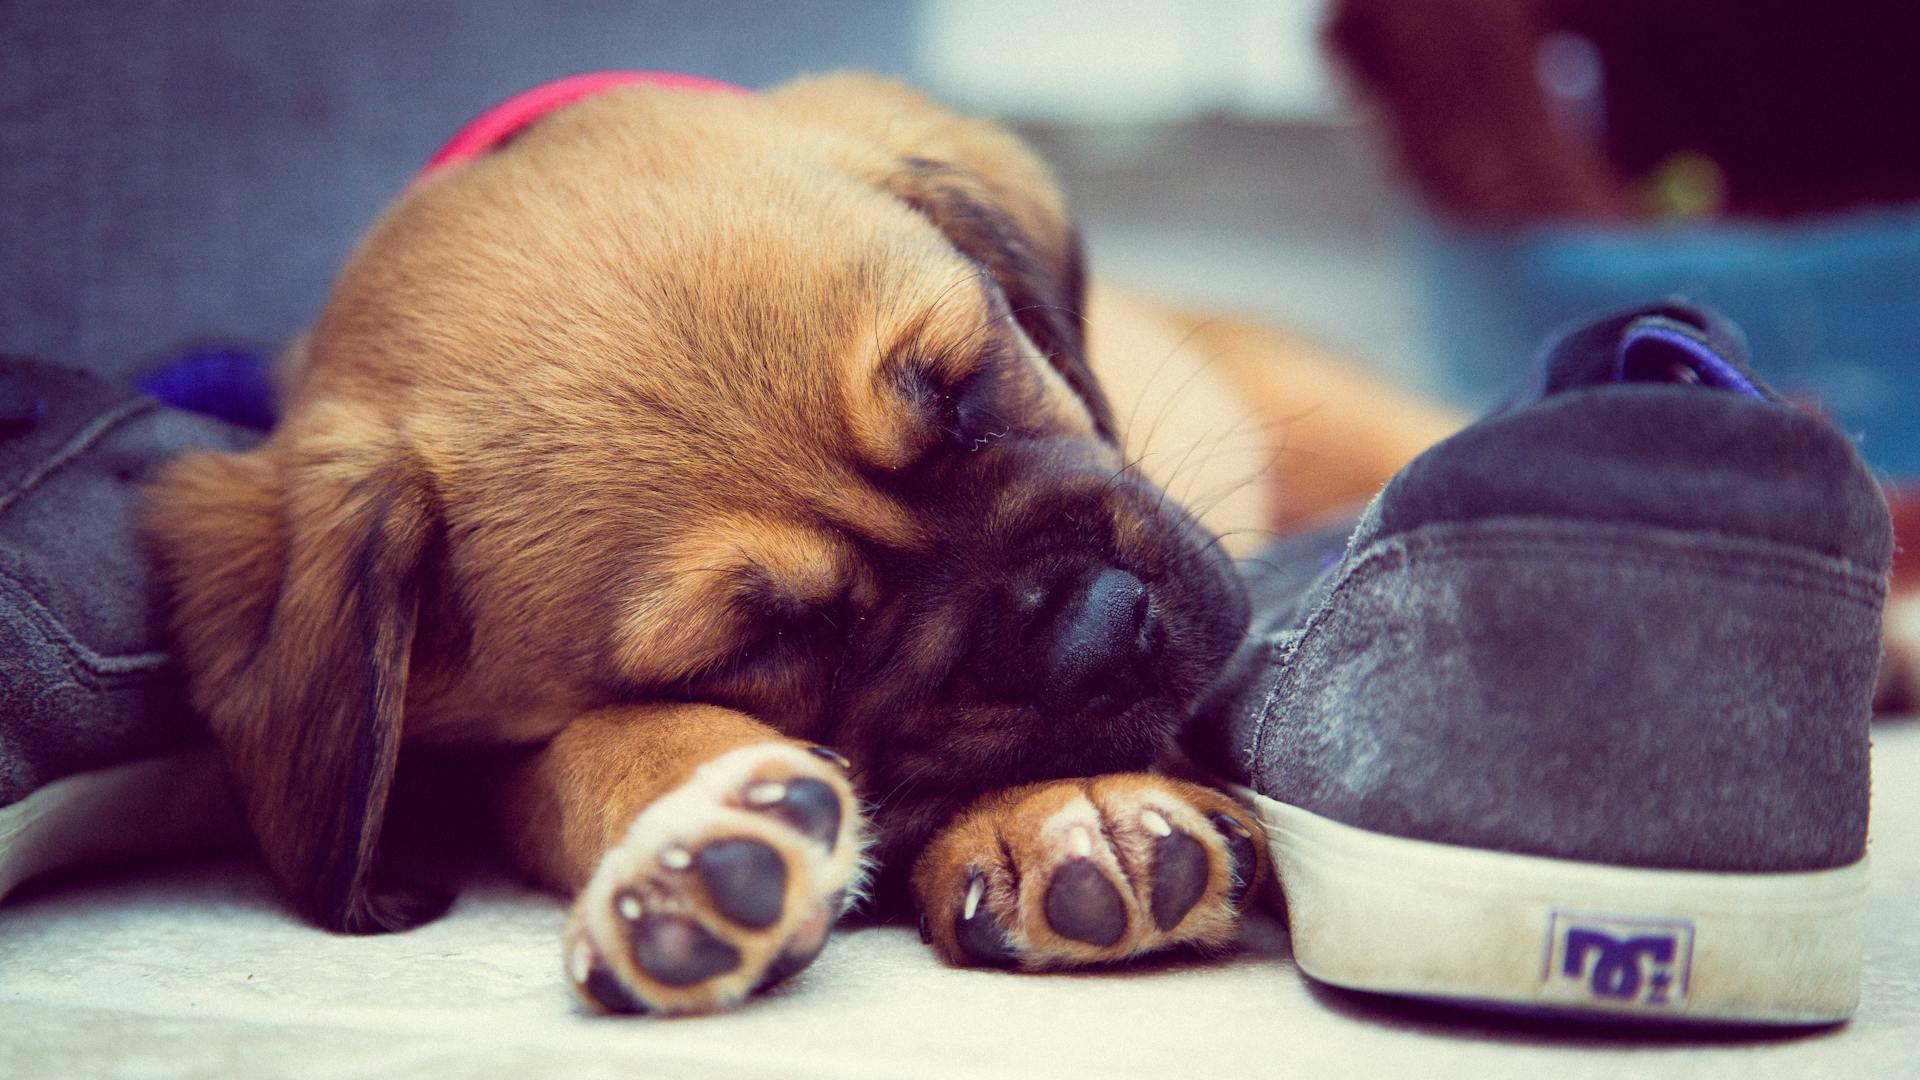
top-left (0, 750), bottom-right (245, 901)
top-left (1235, 788), bottom-right (1867, 1025)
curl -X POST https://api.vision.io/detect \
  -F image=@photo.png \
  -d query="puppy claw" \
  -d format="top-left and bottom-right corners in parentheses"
top-left (1211, 811), bottom-right (1253, 840)
top-left (954, 873), bottom-right (1019, 968)
top-left (1210, 812), bottom-right (1258, 908)
top-left (808, 745), bottom-right (852, 770)
top-left (962, 873), bottom-right (985, 921)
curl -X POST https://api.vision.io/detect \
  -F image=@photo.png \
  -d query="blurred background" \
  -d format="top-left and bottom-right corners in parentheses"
top-left (5, 0), bottom-right (1918, 470)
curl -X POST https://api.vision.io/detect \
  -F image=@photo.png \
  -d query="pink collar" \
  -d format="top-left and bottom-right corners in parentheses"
top-left (418, 71), bottom-right (748, 181)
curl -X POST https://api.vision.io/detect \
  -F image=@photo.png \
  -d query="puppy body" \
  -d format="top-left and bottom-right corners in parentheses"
top-left (145, 74), bottom-right (1451, 1011)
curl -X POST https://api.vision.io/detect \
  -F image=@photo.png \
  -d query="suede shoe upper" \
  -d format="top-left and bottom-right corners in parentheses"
top-left (1189, 304), bottom-right (1892, 874)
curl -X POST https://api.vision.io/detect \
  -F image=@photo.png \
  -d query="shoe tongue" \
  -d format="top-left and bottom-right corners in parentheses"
top-left (1615, 317), bottom-right (1765, 398)
top-left (1519, 302), bottom-right (1777, 408)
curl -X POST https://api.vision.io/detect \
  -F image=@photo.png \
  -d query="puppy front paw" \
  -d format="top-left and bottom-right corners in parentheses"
top-left (911, 774), bottom-right (1264, 969)
top-left (565, 743), bottom-right (865, 1015)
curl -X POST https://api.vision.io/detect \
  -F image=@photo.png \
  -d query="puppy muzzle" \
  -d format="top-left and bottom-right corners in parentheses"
top-left (971, 564), bottom-right (1161, 715)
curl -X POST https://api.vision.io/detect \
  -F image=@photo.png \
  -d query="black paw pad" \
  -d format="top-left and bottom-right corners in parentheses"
top-left (953, 872), bottom-right (1019, 968)
top-left (582, 963), bottom-right (651, 1015)
top-left (695, 838), bottom-right (788, 930)
top-left (1210, 813), bottom-right (1258, 907)
top-left (1149, 830), bottom-right (1209, 931)
top-left (627, 911), bottom-right (742, 987)
top-left (761, 778), bottom-right (842, 850)
top-left (1043, 859), bottom-right (1126, 947)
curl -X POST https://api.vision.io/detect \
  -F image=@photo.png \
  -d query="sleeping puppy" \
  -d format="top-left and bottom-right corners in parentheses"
top-left (145, 73), bottom-right (1455, 1014)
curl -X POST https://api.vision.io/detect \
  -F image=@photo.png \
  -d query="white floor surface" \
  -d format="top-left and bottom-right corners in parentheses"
top-left (2, 724), bottom-right (1916, 1080)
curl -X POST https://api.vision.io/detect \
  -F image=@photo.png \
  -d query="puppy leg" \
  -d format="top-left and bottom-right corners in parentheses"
top-left (499, 704), bottom-right (866, 1015)
top-left (911, 774), bottom-right (1265, 969)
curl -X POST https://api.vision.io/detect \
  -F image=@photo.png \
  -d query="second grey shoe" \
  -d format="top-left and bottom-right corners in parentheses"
top-left (0, 355), bottom-right (258, 899)
top-left (1189, 304), bottom-right (1891, 1025)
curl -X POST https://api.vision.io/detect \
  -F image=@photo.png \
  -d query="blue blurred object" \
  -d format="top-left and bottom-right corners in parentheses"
top-left (1420, 203), bottom-right (1920, 476)
top-left (138, 346), bottom-right (278, 431)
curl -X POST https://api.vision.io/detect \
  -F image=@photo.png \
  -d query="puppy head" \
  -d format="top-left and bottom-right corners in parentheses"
top-left (147, 74), bottom-right (1249, 927)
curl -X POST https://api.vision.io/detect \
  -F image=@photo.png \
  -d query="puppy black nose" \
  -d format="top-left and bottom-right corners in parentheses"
top-left (1041, 568), bottom-right (1152, 713)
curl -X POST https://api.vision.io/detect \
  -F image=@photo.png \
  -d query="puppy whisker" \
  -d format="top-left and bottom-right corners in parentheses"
top-left (1134, 317), bottom-right (1272, 461)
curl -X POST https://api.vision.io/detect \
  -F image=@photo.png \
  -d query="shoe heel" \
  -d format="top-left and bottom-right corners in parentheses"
top-left (1238, 788), bottom-right (1867, 1025)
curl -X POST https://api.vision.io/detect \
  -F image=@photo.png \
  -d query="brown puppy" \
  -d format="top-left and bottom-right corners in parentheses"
top-left (145, 73), bottom-right (1456, 1014)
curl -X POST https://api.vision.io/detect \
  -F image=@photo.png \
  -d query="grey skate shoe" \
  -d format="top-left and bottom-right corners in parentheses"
top-left (1189, 304), bottom-right (1891, 1024)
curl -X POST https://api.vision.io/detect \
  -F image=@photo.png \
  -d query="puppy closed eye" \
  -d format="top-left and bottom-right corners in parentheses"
top-left (727, 596), bottom-right (855, 670)
top-left (901, 366), bottom-right (1007, 456)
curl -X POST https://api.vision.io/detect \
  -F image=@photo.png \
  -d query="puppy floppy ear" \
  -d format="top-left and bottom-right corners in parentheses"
top-left (771, 74), bottom-right (1116, 441)
top-left (146, 408), bottom-right (449, 933)
top-left (887, 158), bottom-right (1114, 439)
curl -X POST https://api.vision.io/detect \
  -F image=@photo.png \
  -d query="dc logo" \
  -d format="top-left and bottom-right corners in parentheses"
top-left (1544, 912), bottom-right (1694, 1007)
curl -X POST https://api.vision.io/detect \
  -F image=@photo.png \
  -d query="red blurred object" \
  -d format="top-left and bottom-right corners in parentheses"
top-left (1329, 0), bottom-right (1920, 224)
top-left (1888, 485), bottom-right (1920, 590)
